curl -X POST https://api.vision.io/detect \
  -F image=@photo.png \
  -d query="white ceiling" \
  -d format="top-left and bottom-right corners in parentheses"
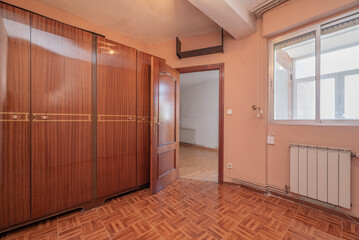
top-left (180, 70), bottom-right (219, 87)
top-left (188, 0), bottom-right (257, 39)
top-left (33, 0), bottom-right (267, 44)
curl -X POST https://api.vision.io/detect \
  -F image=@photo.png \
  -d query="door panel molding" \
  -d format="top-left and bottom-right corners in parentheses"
top-left (157, 149), bottom-right (176, 178)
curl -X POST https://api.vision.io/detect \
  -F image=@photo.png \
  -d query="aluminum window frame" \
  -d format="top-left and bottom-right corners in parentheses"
top-left (268, 9), bottom-right (359, 126)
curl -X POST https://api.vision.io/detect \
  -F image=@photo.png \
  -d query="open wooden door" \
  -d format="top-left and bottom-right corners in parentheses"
top-left (150, 57), bottom-right (179, 194)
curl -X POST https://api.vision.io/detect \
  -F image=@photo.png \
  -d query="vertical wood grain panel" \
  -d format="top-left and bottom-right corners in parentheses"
top-left (328, 149), bottom-right (339, 205)
top-left (298, 147), bottom-right (308, 196)
top-left (307, 147), bottom-right (317, 199)
top-left (31, 14), bottom-right (93, 218)
top-left (290, 146), bottom-right (299, 194)
top-left (339, 150), bottom-right (351, 209)
top-left (136, 51), bottom-right (151, 186)
top-left (317, 148), bottom-right (328, 202)
top-left (0, 3), bottom-right (31, 229)
top-left (91, 35), bottom-right (98, 199)
top-left (97, 37), bottom-right (137, 198)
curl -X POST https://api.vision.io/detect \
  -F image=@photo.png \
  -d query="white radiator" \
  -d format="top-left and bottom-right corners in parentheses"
top-left (179, 128), bottom-right (196, 144)
top-left (290, 144), bottom-right (351, 209)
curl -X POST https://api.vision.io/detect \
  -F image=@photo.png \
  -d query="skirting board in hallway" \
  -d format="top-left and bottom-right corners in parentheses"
top-left (179, 143), bottom-right (218, 182)
top-left (1, 179), bottom-right (359, 240)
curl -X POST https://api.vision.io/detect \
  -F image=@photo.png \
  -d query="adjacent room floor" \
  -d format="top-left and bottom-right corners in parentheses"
top-left (179, 143), bottom-right (218, 182)
top-left (2, 179), bottom-right (358, 240)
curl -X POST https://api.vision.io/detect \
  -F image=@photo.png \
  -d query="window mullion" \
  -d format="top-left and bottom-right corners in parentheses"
top-left (315, 26), bottom-right (321, 124)
top-left (338, 73), bottom-right (345, 118)
top-left (334, 73), bottom-right (340, 118)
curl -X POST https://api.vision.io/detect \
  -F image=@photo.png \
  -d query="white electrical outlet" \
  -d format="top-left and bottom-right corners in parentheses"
top-left (227, 163), bottom-right (233, 169)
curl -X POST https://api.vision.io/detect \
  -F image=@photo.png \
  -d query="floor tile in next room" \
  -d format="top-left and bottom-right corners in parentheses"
top-left (2, 179), bottom-right (359, 240)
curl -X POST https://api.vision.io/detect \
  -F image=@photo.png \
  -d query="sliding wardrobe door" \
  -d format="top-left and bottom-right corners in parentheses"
top-left (31, 14), bottom-right (93, 218)
top-left (97, 37), bottom-right (137, 198)
top-left (136, 51), bottom-right (151, 186)
top-left (0, 3), bottom-right (30, 228)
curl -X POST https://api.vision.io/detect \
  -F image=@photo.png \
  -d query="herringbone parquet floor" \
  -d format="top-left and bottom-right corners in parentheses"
top-left (1, 179), bottom-right (358, 240)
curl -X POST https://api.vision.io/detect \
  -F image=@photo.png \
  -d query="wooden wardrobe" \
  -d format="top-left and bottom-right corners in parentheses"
top-left (0, 2), bottom-right (152, 231)
top-left (96, 37), bottom-right (137, 198)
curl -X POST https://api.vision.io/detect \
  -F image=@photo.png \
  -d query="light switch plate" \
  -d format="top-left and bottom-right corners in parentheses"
top-left (227, 109), bottom-right (232, 115)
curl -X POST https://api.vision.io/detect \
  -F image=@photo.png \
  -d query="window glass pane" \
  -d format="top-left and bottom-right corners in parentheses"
top-left (273, 32), bottom-right (315, 120)
top-left (320, 78), bottom-right (335, 119)
top-left (321, 18), bottom-right (359, 120)
top-left (344, 74), bottom-right (359, 119)
top-left (273, 63), bottom-right (289, 119)
top-left (321, 46), bottom-right (359, 75)
top-left (295, 56), bottom-right (315, 79)
top-left (294, 79), bottom-right (315, 119)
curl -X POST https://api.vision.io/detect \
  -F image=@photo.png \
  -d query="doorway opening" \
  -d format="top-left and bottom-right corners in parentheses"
top-left (177, 64), bottom-right (224, 183)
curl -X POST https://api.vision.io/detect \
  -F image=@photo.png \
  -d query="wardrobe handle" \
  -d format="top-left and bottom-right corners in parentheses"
top-left (11, 114), bottom-right (20, 120)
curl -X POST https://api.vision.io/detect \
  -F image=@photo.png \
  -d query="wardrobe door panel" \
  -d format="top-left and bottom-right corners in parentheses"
top-left (31, 14), bottom-right (92, 218)
top-left (97, 37), bottom-right (136, 198)
top-left (136, 52), bottom-right (151, 186)
top-left (0, 3), bottom-right (30, 229)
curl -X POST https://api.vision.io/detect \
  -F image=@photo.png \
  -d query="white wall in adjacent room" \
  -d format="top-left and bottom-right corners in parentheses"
top-left (180, 70), bottom-right (219, 148)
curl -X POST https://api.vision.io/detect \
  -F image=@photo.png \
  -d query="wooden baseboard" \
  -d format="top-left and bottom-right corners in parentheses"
top-left (180, 142), bottom-right (218, 152)
top-left (222, 181), bottom-right (359, 223)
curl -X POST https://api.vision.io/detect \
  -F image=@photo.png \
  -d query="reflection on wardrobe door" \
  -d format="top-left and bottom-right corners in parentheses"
top-left (136, 51), bottom-right (151, 186)
top-left (31, 14), bottom-right (93, 218)
top-left (97, 37), bottom-right (137, 198)
top-left (0, 3), bottom-right (31, 229)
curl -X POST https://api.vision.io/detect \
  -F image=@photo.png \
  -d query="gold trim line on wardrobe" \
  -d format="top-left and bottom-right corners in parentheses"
top-left (0, 112), bottom-right (30, 121)
top-left (32, 113), bottom-right (92, 122)
top-left (97, 114), bottom-right (136, 122)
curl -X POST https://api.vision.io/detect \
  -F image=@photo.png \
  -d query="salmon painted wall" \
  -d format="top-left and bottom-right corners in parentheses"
top-left (1, 0), bottom-right (149, 52)
top-left (149, 27), bottom-right (269, 186)
top-left (148, 1), bottom-right (359, 217)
